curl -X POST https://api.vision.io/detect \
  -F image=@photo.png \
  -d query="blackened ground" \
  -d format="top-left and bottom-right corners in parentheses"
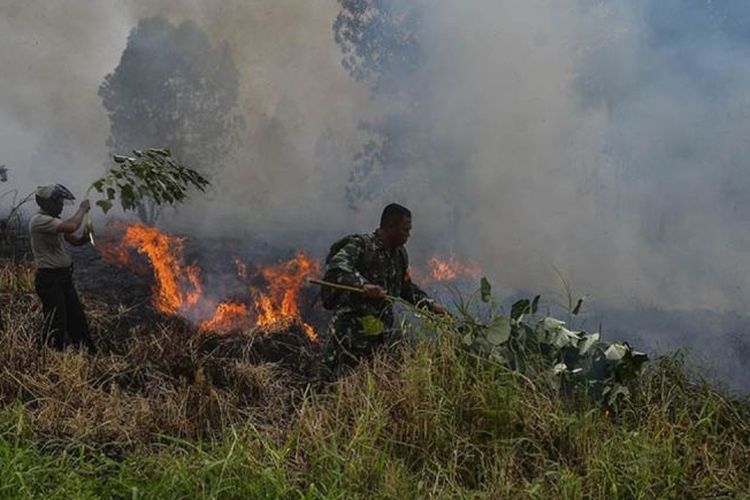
top-left (69, 240), bottom-right (328, 382)
top-left (72, 244), bottom-right (152, 308)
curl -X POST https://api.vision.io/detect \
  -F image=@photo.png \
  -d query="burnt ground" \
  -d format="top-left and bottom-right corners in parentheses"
top-left (67, 239), bottom-right (331, 381)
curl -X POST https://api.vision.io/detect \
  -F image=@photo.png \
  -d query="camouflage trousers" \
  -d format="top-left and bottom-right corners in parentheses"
top-left (322, 313), bottom-right (402, 379)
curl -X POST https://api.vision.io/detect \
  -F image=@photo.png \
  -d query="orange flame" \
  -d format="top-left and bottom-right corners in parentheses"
top-left (199, 301), bottom-right (250, 332)
top-left (101, 223), bottom-right (320, 340)
top-left (254, 251), bottom-right (320, 341)
top-left (426, 254), bottom-right (481, 282)
top-left (113, 223), bottom-right (202, 315)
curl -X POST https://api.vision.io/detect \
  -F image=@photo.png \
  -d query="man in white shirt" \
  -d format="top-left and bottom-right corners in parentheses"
top-left (29, 184), bottom-right (95, 353)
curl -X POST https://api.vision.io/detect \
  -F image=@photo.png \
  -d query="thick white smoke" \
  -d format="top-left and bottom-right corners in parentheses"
top-left (3, 0), bottom-right (750, 322)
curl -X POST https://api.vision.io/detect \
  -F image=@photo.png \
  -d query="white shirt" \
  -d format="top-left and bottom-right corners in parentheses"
top-left (29, 211), bottom-right (71, 269)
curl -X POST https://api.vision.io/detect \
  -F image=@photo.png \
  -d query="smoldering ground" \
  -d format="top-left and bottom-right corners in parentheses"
top-left (2, 1), bottom-right (750, 391)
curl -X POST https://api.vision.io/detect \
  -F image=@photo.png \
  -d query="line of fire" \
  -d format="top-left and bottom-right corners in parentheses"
top-left (95, 221), bottom-right (482, 342)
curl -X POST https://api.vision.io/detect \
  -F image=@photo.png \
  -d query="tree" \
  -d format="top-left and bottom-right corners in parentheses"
top-left (335, 1), bottom-right (435, 209)
top-left (334, 1), bottom-right (469, 239)
top-left (99, 17), bottom-right (244, 222)
top-left (334, 0), bottom-right (424, 97)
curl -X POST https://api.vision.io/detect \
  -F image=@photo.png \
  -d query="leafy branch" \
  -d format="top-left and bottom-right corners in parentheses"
top-left (90, 148), bottom-right (210, 214)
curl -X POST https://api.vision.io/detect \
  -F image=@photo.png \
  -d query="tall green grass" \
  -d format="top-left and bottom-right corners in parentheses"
top-left (1, 339), bottom-right (747, 499)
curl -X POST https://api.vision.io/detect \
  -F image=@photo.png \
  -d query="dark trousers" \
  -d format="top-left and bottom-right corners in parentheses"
top-left (34, 267), bottom-right (96, 353)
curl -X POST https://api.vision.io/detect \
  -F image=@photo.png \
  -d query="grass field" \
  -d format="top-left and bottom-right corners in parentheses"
top-left (0, 262), bottom-right (748, 499)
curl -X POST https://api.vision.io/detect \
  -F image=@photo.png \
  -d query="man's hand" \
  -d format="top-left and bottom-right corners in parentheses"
top-left (362, 284), bottom-right (387, 300)
top-left (58, 199), bottom-right (90, 234)
top-left (64, 230), bottom-right (89, 246)
top-left (430, 303), bottom-right (449, 316)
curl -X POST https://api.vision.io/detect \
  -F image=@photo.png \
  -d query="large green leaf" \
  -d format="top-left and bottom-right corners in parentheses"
top-left (541, 317), bottom-right (565, 331)
top-left (578, 332), bottom-right (600, 355)
top-left (604, 343), bottom-right (629, 361)
top-left (550, 327), bottom-right (580, 349)
top-left (485, 316), bottom-right (511, 345)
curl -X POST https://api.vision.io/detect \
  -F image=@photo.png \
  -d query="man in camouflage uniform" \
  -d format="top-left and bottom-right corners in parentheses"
top-left (321, 203), bottom-right (447, 376)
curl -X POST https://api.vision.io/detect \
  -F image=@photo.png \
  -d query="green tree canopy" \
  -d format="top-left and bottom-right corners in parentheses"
top-left (99, 17), bottom-right (244, 220)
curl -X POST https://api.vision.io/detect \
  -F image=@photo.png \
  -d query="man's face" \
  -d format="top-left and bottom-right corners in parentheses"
top-left (48, 198), bottom-right (64, 217)
top-left (385, 216), bottom-right (412, 248)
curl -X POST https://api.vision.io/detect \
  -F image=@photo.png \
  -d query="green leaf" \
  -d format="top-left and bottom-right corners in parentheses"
top-left (604, 384), bottom-right (631, 405)
top-left (120, 183), bottom-right (137, 211)
top-left (578, 332), bottom-right (600, 355)
top-left (550, 328), bottom-right (580, 349)
top-left (489, 351), bottom-right (509, 365)
top-left (96, 199), bottom-right (113, 214)
top-left (361, 315), bottom-right (385, 337)
top-left (511, 299), bottom-right (530, 321)
top-left (553, 362), bottom-right (568, 375)
top-left (572, 297), bottom-right (584, 315)
top-left (91, 148), bottom-right (210, 218)
top-left (485, 316), bottom-right (511, 345)
top-left (605, 343), bottom-right (629, 361)
top-left (541, 317), bottom-right (566, 331)
top-left (480, 277), bottom-right (491, 303)
top-left (614, 348), bottom-right (648, 382)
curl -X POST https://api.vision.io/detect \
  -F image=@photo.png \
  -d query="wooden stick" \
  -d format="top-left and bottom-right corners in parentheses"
top-left (307, 278), bottom-right (365, 294)
top-left (307, 278), bottom-right (446, 320)
top-left (307, 277), bottom-right (402, 302)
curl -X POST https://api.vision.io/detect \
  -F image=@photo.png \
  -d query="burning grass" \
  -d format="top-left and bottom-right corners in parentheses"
top-left (99, 222), bottom-right (321, 340)
top-left (0, 262), bottom-right (311, 452)
top-left (1, 261), bottom-right (749, 497)
top-left (424, 252), bottom-right (482, 283)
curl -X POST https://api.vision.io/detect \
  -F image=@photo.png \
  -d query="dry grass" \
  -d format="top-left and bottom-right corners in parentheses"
top-left (0, 262), bottom-right (305, 454)
top-left (0, 259), bottom-right (34, 294)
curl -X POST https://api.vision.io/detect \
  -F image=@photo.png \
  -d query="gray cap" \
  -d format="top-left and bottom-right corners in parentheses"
top-left (35, 184), bottom-right (75, 201)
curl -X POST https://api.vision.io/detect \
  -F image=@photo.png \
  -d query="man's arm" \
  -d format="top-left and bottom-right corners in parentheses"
top-left (402, 276), bottom-right (448, 315)
top-left (324, 237), bottom-right (386, 301)
top-left (57, 200), bottom-right (90, 234)
top-left (401, 271), bottom-right (431, 306)
top-left (399, 250), bottom-right (448, 315)
top-left (64, 229), bottom-right (90, 247)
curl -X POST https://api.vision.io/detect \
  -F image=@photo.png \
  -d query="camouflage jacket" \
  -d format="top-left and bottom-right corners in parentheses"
top-left (323, 231), bottom-right (433, 327)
